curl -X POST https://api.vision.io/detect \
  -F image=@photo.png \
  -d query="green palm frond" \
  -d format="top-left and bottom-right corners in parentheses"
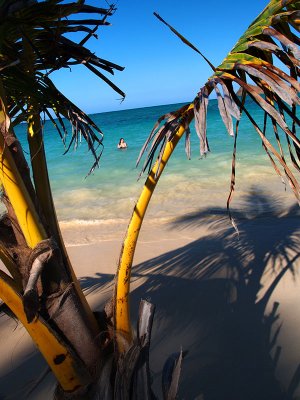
top-left (139, 0), bottom-right (300, 204)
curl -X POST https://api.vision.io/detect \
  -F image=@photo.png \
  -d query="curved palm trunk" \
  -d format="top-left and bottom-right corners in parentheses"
top-left (0, 94), bottom-right (46, 246)
top-left (27, 103), bottom-right (99, 333)
top-left (114, 104), bottom-right (194, 352)
top-left (0, 83), bottom-right (101, 394)
top-left (24, 35), bottom-right (92, 296)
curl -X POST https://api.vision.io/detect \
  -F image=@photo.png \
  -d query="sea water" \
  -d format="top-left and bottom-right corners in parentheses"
top-left (13, 100), bottom-right (299, 227)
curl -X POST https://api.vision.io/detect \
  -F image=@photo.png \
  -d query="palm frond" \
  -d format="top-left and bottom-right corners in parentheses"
top-left (0, 0), bottom-right (125, 173)
top-left (5, 68), bottom-right (104, 174)
top-left (0, 0), bottom-right (124, 90)
top-left (140, 0), bottom-right (300, 205)
top-left (136, 104), bottom-right (192, 178)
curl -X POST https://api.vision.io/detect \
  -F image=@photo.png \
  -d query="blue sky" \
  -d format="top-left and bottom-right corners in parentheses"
top-left (52, 0), bottom-right (269, 114)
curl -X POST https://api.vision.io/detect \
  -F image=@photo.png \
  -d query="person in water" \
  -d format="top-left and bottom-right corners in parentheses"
top-left (117, 137), bottom-right (127, 149)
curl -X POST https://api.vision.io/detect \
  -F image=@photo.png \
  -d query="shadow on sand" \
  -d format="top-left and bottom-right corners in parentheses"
top-left (1, 189), bottom-right (300, 399)
top-left (80, 189), bottom-right (300, 399)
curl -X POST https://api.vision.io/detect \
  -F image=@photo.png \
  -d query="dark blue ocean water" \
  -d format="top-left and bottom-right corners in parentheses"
top-left (14, 100), bottom-right (298, 224)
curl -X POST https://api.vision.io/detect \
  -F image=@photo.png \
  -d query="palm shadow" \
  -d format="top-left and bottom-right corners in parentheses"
top-left (0, 313), bottom-right (56, 400)
top-left (80, 188), bottom-right (300, 399)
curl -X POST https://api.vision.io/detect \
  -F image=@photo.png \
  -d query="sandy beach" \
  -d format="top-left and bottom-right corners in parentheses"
top-left (1, 195), bottom-right (300, 399)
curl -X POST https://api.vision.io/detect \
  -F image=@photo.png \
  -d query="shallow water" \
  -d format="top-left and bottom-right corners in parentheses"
top-left (14, 100), bottom-right (299, 226)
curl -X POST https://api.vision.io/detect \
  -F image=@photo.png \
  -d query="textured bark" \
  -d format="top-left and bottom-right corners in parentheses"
top-left (47, 285), bottom-right (102, 371)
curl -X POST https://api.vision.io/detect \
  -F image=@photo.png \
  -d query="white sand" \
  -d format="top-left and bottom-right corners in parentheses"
top-left (1, 203), bottom-right (300, 399)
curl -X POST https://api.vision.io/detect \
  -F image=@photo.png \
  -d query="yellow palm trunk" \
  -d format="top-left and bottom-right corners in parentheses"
top-left (0, 84), bottom-right (99, 388)
top-left (114, 104), bottom-right (194, 351)
top-left (0, 270), bottom-right (90, 392)
top-left (0, 98), bottom-right (46, 247)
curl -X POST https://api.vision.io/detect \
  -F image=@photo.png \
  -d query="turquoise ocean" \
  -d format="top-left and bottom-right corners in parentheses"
top-left (14, 100), bottom-right (298, 229)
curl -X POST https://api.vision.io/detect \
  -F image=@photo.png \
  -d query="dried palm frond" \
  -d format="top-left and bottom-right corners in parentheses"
top-left (140, 0), bottom-right (300, 208)
top-left (137, 103), bottom-right (193, 178)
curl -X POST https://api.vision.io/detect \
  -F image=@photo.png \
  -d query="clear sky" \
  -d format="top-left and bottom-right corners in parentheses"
top-left (52, 0), bottom-right (269, 114)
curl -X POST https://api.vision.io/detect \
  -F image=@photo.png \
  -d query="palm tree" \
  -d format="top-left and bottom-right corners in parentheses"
top-left (0, 0), bottom-right (126, 396)
top-left (0, 0), bottom-right (299, 398)
top-left (114, 0), bottom-right (300, 355)
top-left (1, 2), bottom-right (180, 398)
